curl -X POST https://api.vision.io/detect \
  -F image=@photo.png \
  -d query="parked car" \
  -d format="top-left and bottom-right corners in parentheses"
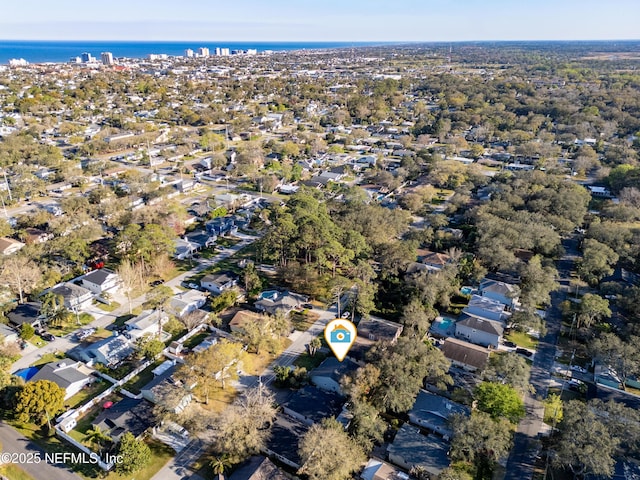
top-left (503, 340), bottom-right (517, 348)
top-left (41, 332), bottom-right (55, 342)
top-left (515, 347), bottom-right (533, 357)
top-left (150, 279), bottom-right (163, 287)
top-left (341, 311), bottom-right (351, 318)
top-left (568, 379), bottom-right (585, 391)
top-left (302, 303), bottom-right (314, 310)
top-left (187, 283), bottom-right (199, 290)
top-left (570, 365), bottom-right (588, 374)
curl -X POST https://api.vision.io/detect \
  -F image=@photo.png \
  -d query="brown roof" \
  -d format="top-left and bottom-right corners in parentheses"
top-left (442, 338), bottom-right (490, 370)
top-left (420, 250), bottom-right (451, 267)
top-left (229, 310), bottom-right (264, 331)
top-left (0, 237), bottom-right (25, 254)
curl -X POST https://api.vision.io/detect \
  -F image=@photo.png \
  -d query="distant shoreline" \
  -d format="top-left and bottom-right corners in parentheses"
top-left (0, 40), bottom-right (393, 64)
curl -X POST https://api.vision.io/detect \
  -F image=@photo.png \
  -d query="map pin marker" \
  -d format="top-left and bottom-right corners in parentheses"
top-left (324, 319), bottom-right (357, 362)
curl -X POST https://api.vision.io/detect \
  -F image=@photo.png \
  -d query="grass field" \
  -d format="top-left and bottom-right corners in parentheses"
top-left (505, 331), bottom-right (539, 350)
top-left (0, 463), bottom-right (36, 480)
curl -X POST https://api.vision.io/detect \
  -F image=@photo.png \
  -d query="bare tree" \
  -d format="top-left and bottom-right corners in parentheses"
top-left (1, 256), bottom-right (42, 304)
top-left (117, 259), bottom-right (143, 314)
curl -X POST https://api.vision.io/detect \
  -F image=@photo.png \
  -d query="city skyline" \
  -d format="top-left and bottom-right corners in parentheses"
top-left (0, 0), bottom-right (639, 42)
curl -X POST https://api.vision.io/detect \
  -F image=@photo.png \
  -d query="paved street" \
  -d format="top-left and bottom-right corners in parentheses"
top-left (0, 423), bottom-right (83, 480)
top-left (505, 235), bottom-right (579, 479)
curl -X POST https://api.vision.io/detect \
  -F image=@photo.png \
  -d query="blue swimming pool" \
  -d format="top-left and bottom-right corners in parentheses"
top-left (460, 286), bottom-right (473, 295)
top-left (434, 317), bottom-right (454, 330)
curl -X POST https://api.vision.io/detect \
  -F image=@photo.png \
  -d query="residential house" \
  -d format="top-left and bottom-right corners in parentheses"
top-left (254, 290), bottom-right (308, 316)
top-left (283, 386), bottom-right (345, 427)
top-left (408, 390), bottom-right (469, 438)
top-left (205, 216), bottom-right (237, 236)
top-left (174, 238), bottom-right (199, 260)
top-left (74, 334), bottom-right (135, 367)
top-left (92, 397), bottom-right (155, 441)
top-left (170, 290), bottom-right (207, 318)
top-left (309, 357), bottom-right (359, 394)
top-left (479, 278), bottom-right (520, 309)
top-left (229, 456), bottom-right (289, 480)
top-left (184, 230), bottom-right (216, 249)
top-left (30, 360), bottom-right (95, 400)
top-left (463, 295), bottom-right (507, 323)
top-left (201, 271), bottom-right (238, 294)
top-left (125, 309), bottom-right (169, 340)
top-left (264, 414), bottom-right (309, 469)
top-left (0, 323), bottom-right (19, 345)
top-left (442, 338), bottom-right (491, 371)
top-left (48, 282), bottom-right (93, 310)
top-left (141, 365), bottom-right (192, 414)
top-left (23, 227), bottom-right (53, 244)
top-left (455, 313), bottom-right (504, 348)
top-left (418, 250), bottom-right (452, 271)
top-left (7, 302), bottom-right (44, 329)
top-left (228, 309), bottom-right (263, 334)
top-left (349, 317), bottom-right (403, 362)
top-left (387, 424), bottom-right (450, 476)
top-left (0, 237), bottom-right (25, 255)
top-left (361, 458), bottom-right (406, 480)
top-left (82, 268), bottom-right (120, 295)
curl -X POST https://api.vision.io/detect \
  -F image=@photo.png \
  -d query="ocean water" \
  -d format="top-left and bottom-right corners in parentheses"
top-left (0, 40), bottom-right (383, 64)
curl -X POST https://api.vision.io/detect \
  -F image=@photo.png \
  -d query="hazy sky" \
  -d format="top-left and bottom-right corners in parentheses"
top-left (0, 0), bottom-right (638, 42)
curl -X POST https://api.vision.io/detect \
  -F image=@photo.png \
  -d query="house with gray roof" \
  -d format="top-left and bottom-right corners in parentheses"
top-left (264, 414), bottom-right (309, 469)
top-left (74, 334), bottom-right (135, 367)
top-left (283, 386), bottom-right (345, 426)
top-left (309, 357), bottom-right (359, 394)
top-left (125, 309), bottom-right (169, 340)
top-left (361, 458), bottom-right (407, 480)
top-left (170, 290), bottom-right (207, 318)
top-left (141, 365), bottom-right (192, 414)
top-left (463, 294), bottom-right (507, 323)
top-left (254, 290), bottom-right (308, 316)
top-left (201, 271), bottom-right (238, 295)
top-left (349, 317), bottom-right (403, 362)
top-left (387, 424), bottom-right (450, 475)
top-left (7, 302), bottom-right (44, 329)
top-left (408, 390), bottom-right (469, 438)
top-left (229, 456), bottom-right (289, 480)
top-left (442, 337), bottom-right (491, 371)
top-left (30, 360), bottom-right (95, 400)
top-left (48, 282), bottom-right (93, 310)
top-left (82, 268), bottom-right (120, 295)
top-left (92, 397), bottom-right (155, 441)
top-left (455, 313), bottom-right (504, 348)
top-left (479, 278), bottom-right (520, 309)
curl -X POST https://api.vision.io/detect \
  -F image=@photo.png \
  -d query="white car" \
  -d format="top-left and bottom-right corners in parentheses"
top-left (187, 283), bottom-right (199, 290)
top-left (341, 311), bottom-right (351, 318)
top-left (570, 365), bottom-right (588, 374)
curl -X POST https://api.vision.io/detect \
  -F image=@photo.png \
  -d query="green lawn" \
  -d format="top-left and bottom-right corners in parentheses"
top-left (183, 332), bottom-right (209, 349)
top-left (294, 351), bottom-right (328, 371)
top-left (100, 439), bottom-right (174, 480)
top-left (95, 301), bottom-right (121, 313)
top-left (291, 310), bottom-right (320, 332)
top-left (122, 360), bottom-right (164, 394)
top-left (66, 380), bottom-right (111, 409)
top-left (111, 313), bottom-right (136, 328)
top-left (30, 351), bottom-right (66, 367)
top-left (216, 236), bottom-right (242, 248)
top-left (0, 463), bottom-right (36, 480)
top-left (27, 335), bottom-right (46, 348)
top-left (506, 331), bottom-right (539, 350)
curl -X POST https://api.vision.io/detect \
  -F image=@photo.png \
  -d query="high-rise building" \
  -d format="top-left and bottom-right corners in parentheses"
top-left (220, 48), bottom-right (230, 56)
top-left (185, 49), bottom-right (194, 58)
top-left (81, 52), bottom-right (94, 63)
top-left (100, 52), bottom-right (114, 65)
top-left (198, 47), bottom-right (210, 57)
top-left (214, 47), bottom-right (221, 56)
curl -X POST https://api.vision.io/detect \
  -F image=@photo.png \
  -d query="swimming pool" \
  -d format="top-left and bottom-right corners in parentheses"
top-left (434, 317), bottom-right (454, 330)
top-left (460, 286), bottom-right (473, 295)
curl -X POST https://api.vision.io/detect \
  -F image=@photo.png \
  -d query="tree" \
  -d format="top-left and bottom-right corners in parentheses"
top-left (144, 284), bottom-right (173, 336)
top-left (210, 289), bottom-right (238, 313)
top-left (115, 432), bottom-right (151, 475)
top-left (578, 239), bottom-right (619, 285)
top-left (40, 292), bottom-right (72, 327)
top-left (1, 256), bottom-right (42, 303)
top-left (19, 323), bottom-right (35, 340)
top-left (117, 259), bottom-right (143, 314)
top-left (85, 425), bottom-right (112, 453)
top-left (450, 412), bottom-right (512, 479)
top-left (213, 386), bottom-right (277, 463)
top-left (348, 399), bottom-right (386, 453)
top-left (474, 382), bottom-right (525, 424)
top-left (242, 262), bottom-right (261, 294)
top-left (137, 334), bottom-right (165, 360)
top-left (401, 298), bottom-right (436, 338)
top-left (482, 352), bottom-right (531, 393)
top-left (438, 468), bottom-right (473, 480)
top-left (551, 400), bottom-right (618, 478)
top-left (577, 293), bottom-right (611, 330)
top-left (519, 255), bottom-right (558, 308)
top-left (209, 455), bottom-right (233, 480)
top-left (15, 380), bottom-right (65, 426)
top-left (591, 333), bottom-right (639, 390)
top-left (298, 418), bottom-right (366, 480)
top-left (308, 337), bottom-right (322, 356)
top-left (543, 394), bottom-right (563, 425)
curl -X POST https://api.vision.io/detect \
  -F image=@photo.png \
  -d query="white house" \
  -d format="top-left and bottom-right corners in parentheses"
top-left (48, 283), bottom-right (94, 310)
top-left (170, 290), bottom-right (207, 318)
top-left (201, 272), bottom-right (238, 295)
top-left (0, 237), bottom-right (25, 256)
top-left (30, 360), bottom-right (95, 400)
top-left (463, 295), bottom-right (507, 323)
top-left (479, 278), bottom-right (520, 309)
top-left (125, 310), bottom-right (170, 340)
top-left (82, 268), bottom-right (120, 295)
top-left (454, 313), bottom-right (504, 348)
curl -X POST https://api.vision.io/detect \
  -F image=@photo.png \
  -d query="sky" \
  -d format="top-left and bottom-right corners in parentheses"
top-left (0, 0), bottom-right (638, 42)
